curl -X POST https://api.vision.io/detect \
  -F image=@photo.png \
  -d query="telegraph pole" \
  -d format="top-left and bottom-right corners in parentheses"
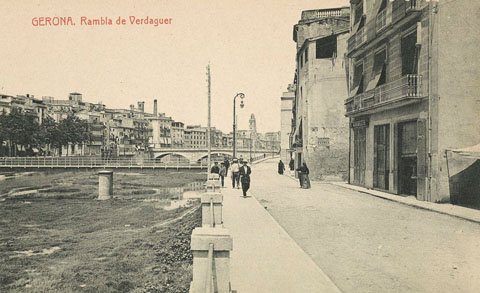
top-left (207, 64), bottom-right (211, 175)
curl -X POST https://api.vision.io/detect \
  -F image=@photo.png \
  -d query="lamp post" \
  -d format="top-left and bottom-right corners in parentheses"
top-left (249, 131), bottom-right (252, 162)
top-left (232, 93), bottom-right (245, 160)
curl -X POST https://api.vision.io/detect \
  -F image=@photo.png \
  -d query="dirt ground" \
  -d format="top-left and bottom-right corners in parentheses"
top-left (0, 170), bottom-right (204, 292)
top-left (251, 160), bottom-right (480, 293)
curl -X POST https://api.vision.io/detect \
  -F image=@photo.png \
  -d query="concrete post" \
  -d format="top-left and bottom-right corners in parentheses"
top-left (201, 192), bottom-right (223, 227)
top-left (98, 170), bottom-right (113, 200)
top-left (190, 227), bottom-right (233, 293)
top-left (206, 173), bottom-right (221, 192)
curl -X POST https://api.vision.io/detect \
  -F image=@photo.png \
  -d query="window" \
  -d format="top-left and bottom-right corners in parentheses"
top-left (373, 48), bottom-right (387, 86)
top-left (305, 46), bottom-right (308, 63)
top-left (353, 62), bottom-right (364, 94)
top-left (354, 1), bottom-right (363, 25)
top-left (401, 31), bottom-right (418, 76)
top-left (316, 35), bottom-right (337, 59)
top-left (376, 0), bottom-right (388, 31)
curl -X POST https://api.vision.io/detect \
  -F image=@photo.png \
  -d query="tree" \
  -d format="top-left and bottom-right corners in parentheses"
top-left (57, 115), bottom-right (93, 155)
top-left (0, 112), bottom-right (8, 156)
top-left (4, 109), bottom-right (42, 155)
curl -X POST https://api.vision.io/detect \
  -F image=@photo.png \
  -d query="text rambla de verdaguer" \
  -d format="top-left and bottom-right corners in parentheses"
top-left (32, 16), bottom-right (172, 27)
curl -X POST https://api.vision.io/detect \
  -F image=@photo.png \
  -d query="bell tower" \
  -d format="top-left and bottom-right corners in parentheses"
top-left (249, 113), bottom-right (257, 135)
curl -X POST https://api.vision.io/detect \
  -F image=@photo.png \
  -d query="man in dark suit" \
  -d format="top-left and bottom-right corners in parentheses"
top-left (239, 160), bottom-right (251, 197)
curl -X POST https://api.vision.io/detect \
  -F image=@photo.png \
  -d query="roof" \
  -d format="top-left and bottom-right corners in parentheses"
top-left (293, 6), bottom-right (350, 42)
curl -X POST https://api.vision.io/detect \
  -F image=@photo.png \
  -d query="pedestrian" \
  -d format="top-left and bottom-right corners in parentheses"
top-left (296, 162), bottom-right (311, 189)
top-left (219, 163), bottom-right (226, 187)
top-left (224, 158), bottom-right (230, 176)
top-left (230, 159), bottom-right (240, 188)
top-left (278, 160), bottom-right (285, 175)
top-left (289, 158), bottom-right (294, 171)
top-left (239, 160), bottom-right (251, 197)
top-left (210, 161), bottom-right (220, 174)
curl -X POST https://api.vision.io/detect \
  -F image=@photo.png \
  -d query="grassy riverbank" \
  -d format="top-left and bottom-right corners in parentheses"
top-left (0, 170), bottom-right (205, 292)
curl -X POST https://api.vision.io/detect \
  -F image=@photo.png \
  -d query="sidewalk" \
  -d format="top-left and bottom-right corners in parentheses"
top-left (331, 182), bottom-right (480, 224)
top-left (221, 178), bottom-right (340, 293)
top-left (282, 169), bottom-right (480, 224)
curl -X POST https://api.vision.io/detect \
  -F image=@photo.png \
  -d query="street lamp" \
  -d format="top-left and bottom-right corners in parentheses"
top-left (249, 131), bottom-right (252, 162)
top-left (232, 93), bottom-right (245, 159)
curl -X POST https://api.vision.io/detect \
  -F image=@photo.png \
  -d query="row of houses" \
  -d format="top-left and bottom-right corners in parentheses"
top-left (1, 92), bottom-right (280, 157)
top-left (280, 0), bottom-right (480, 205)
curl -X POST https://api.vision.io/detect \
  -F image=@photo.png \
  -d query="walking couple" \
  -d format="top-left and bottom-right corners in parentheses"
top-left (230, 159), bottom-right (251, 197)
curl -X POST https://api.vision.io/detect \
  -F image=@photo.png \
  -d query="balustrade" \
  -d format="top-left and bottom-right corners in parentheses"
top-left (345, 75), bottom-right (422, 115)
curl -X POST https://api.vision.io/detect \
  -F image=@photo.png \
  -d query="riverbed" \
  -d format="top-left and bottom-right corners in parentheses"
top-left (0, 169), bottom-right (206, 292)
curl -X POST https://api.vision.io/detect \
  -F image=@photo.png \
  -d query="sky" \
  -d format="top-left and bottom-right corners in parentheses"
top-left (0, 0), bottom-right (349, 133)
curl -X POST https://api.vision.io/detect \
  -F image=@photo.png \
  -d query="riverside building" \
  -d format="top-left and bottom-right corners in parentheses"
top-left (290, 7), bottom-right (351, 179)
top-left (344, 0), bottom-right (480, 203)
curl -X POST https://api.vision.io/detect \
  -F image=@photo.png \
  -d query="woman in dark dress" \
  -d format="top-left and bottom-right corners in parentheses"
top-left (278, 160), bottom-right (285, 175)
top-left (296, 162), bottom-right (311, 189)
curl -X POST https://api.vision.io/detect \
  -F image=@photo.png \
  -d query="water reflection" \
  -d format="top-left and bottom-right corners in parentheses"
top-left (152, 181), bottom-right (205, 199)
top-left (146, 181), bottom-right (205, 210)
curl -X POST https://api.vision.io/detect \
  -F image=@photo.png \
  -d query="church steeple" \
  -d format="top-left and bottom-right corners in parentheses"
top-left (249, 113), bottom-right (257, 134)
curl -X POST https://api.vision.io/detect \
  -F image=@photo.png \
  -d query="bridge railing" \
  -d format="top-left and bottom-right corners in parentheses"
top-left (0, 157), bottom-right (206, 169)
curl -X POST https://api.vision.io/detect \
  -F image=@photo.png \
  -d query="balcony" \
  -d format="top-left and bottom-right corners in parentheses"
top-left (355, 26), bottom-right (366, 47)
top-left (406, 0), bottom-right (424, 13)
top-left (345, 75), bottom-right (422, 116)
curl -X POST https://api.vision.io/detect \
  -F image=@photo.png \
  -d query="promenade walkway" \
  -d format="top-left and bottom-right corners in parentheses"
top-left (247, 159), bottom-right (480, 292)
top-left (221, 176), bottom-right (340, 293)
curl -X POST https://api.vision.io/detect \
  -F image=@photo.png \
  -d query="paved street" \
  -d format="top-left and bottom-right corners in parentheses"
top-left (249, 159), bottom-right (480, 293)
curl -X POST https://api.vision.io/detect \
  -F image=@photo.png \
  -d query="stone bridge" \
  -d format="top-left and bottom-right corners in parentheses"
top-left (151, 147), bottom-right (279, 162)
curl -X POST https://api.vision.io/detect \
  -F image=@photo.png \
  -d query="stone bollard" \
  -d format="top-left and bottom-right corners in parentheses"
top-left (201, 192), bottom-right (223, 227)
top-left (98, 170), bottom-right (113, 200)
top-left (190, 227), bottom-right (233, 293)
top-left (206, 174), bottom-right (221, 192)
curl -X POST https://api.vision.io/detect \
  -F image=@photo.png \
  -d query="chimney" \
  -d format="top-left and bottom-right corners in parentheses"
top-left (153, 99), bottom-right (158, 116)
top-left (137, 101), bottom-right (145, 113)
top-left (130, 104), bottom-right (135, 111)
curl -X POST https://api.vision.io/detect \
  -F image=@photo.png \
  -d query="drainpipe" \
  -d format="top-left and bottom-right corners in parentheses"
top-left (348, 118), bottom-right (351, 184)
top-left (427, 1), bottom-right (436, 202)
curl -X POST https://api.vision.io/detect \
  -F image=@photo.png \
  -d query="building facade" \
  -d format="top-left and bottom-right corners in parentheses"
top-left (280, 85), bottom-right (295, 163)
top-left (291, 7), bottom-right (351, 180)
top-left (171, 121), bottom-right (185, 147)
top-left (184, 126), bottom-right (207, 149)
top-left (149, 114), bottom-right (173, 149)
top-left (345, 0), bottom-right (480, 203)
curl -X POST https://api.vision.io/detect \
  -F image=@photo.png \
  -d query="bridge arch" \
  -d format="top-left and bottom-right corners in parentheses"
top-left (196, 152), bottom-right (233, 162)
top-left (154, 152), bottom-right (190, 161)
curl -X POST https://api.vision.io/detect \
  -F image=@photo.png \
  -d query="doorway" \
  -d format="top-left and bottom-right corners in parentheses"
top-left (398, 121), bottom-right (417, 196)
top-left (374, 124), bottom-right (390, 190)
top-left (353, 127), bottom-right (366, 185)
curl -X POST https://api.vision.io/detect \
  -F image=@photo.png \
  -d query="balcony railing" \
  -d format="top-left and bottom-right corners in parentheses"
top-left (348, 0), bottom-right (425, 52)
top-left (345, 74), bottom-right (422, 115)
top-left (355, 26), bottom-right (366, 47)
top-left (406, 0), bottom-right (424, 12)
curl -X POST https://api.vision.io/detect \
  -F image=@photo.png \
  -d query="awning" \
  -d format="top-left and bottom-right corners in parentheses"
top-left (450, 144), bottom-right (480, 158)
top-left (365, 63), bottom-right (385, 92)
top-left (375, 0), bottom-right (387, 14)
top-left (292, 119), bottom-right (302, 147)
top-left (349, 75), bottom-right (364, 97)
top-left (351, 15), bottom-right (365, 35)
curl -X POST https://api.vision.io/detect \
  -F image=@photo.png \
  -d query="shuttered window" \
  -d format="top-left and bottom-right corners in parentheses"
top-left (401, 31), bottom-right (417, 76)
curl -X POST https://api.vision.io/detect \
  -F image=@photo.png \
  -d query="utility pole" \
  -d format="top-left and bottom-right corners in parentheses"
top-left (207, 64), bottom-right (211, 175)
